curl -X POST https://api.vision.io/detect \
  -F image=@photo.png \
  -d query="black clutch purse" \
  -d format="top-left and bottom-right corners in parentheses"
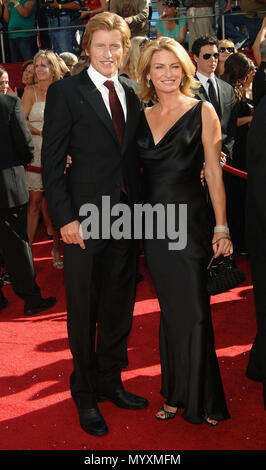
top-left (207, 255), bottom-right (246, 295)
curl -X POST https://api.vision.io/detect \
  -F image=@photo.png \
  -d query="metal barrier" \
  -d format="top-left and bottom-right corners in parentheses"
top-left (1, 7), bottom-right (265, 63)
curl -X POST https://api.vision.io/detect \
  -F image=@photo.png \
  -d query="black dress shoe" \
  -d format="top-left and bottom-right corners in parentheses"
top-left (74, 402), bottom-right (108, 436)
top-left (24, 296), bottom-right (56, 316)
top-left (0, 294), bottom-right (8, 311)
top-left (98, 388), bottom-right (149, 410)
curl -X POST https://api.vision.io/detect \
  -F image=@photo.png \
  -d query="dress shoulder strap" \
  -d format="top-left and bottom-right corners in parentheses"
top-left (32, 85), bottom-right (38, 102)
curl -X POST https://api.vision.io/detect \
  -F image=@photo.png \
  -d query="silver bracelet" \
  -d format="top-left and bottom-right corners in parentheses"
top-left (214, 225), bottom-right (230, 234)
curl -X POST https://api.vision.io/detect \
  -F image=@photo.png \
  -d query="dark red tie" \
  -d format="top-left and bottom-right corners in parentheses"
top-left (104, 80), bottom-right (125, 147)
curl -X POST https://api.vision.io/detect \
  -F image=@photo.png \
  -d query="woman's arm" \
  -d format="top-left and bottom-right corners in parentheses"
top-left (8, 0), bottom-right (35, 18)
top-left (2, 0), bottom-right (10, 22)
top-left (202, 101), bottom-right (233, 258)
top-left (237, 115), bottom-right (253, 127)
top-left (21, 87), bottom-right (42, 136)
top-left (178, 23), bottom-right (187, 44)
top-left (252, 16), bottom-right (266, 67)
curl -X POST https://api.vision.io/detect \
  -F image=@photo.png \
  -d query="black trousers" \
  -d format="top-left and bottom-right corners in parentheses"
top-left (0, 204), bottom-right (41, 305)
top-left (63, 198), bottom-right (138, 407)
top-left (246, 254), bottom-right (266, 409)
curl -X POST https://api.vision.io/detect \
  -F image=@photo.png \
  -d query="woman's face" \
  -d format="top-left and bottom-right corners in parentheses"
top-left (164, 6), bottom-right (176, 17)
top-left (242, 67), bottom-right (256, 88)
top-left (34, 57), bottom-right (53, 82)
top-left (147, 49), bottom-right (184, 95)
top-left (0, 72), bottom-right (9, 94)
top-left (22, 63), bottom-right (34, 86)
top-left (218, 42), bottom-right (235, 63)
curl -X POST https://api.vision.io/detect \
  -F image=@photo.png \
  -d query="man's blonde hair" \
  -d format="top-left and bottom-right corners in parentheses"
top-left (137, 37), bottom-right (199, 103)
top-left (82, 11), bottom-right (131, 57)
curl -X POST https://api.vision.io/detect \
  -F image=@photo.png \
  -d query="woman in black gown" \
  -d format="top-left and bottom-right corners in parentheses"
top-left (221, 53), bottom-right (255, 253)
top-left (136, 37), bottom-right (233, 426)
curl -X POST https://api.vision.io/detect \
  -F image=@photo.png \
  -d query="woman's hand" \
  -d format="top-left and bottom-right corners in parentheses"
top-left (7, 86), bottom-right (17, 96)
top-left (212, 232), bottom-right (233, 258)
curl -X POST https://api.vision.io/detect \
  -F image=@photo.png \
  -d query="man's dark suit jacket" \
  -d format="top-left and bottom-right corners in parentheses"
top-left (0, 93), bottom-right (34, 209)
top-left (41, 68), bottom-right (141, 231)
top-left (252, 61), bottom-right (266, 108)
top-left (246, 95), bottom-right (266, 256)
top-left (195, 75), bottom-right (237, 159)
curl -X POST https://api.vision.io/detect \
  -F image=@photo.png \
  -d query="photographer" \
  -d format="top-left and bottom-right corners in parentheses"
top-left (42, 0), bottom-right (83, 54)
top-left (183, 0), bottom-right (216, 50)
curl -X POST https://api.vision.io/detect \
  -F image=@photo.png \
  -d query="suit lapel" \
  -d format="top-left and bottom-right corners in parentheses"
top-left (120, 78), bottom-right (139, 155)
top-left (77, 70), bottom-right (139, 153)
top-left (77, 69), bottom-right (118, 144)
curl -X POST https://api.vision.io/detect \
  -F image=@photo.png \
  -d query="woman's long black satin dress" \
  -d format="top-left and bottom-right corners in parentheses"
top-left (137, 101), bottom-right (230, 424)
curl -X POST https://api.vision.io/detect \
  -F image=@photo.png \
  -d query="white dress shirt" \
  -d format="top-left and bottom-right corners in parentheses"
top-left (196, 71), bottom-right (219, 98)
top-left (87, 65), bottom-right (127, 121)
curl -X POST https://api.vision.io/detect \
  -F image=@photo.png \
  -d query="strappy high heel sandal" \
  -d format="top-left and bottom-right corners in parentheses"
top-left (156, 404), bottom-right (177, 421)
top-left (51, 249), bottom-right (64, 270)
top-left (204, 415), bottom-right (219, 426)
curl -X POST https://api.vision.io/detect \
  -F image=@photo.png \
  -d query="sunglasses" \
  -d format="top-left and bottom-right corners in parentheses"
top-left (139, 37), bottom-right (150, 48)
top-left (202, 53), bottom-right (219, 60)
top-left (219, 47), bottom-right (235, 53)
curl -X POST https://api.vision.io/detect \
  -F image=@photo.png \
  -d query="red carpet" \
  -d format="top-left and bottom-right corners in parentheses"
top-left (0, 225), bottom-right (266, 453)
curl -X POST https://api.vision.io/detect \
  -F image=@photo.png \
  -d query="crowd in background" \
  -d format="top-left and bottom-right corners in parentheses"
top-left (0, 0), bottom-right (266, 284)
top-left (0, 0), bottom-right (266, 260)
top-left (0, 1), bottom-right (265, 62)
top-left (0, 0), bottom-right (266, 435)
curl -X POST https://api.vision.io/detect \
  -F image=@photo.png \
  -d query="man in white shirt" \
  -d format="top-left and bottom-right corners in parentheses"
top-left (41, 11), bottom-right (148, 437)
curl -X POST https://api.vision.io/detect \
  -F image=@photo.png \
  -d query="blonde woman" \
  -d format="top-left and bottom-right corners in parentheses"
top-left (119, 36), bottom-right (148, 81)
top-left (216, 39), bottom-right (236, 77)
top-left (137, 37), bottom-right (232, 426)
top-left (22, 50), bottom-right (63, 268)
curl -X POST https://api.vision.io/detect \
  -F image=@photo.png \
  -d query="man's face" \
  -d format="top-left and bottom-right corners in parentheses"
top-left (86, 29), bottom-right (124, 78)
top-left (193, 44), bottom-right (219, 77)
top-left (0, 73), bottom-right (9, 94)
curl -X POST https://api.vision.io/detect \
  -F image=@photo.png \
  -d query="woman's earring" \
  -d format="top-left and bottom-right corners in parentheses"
top-left (147, 78), bottom-right (151, 88)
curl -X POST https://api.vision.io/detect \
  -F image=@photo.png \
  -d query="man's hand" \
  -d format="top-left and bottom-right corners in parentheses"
top-left (7, 86), bottom-right (17, 96)
top-left (60, 220), bottom-right (85, 249)
top-left (125, 16), bottom-right (133, 24)
top-left (220, 152), bottom-right (227, 164)
top-left (49, 0), bottom-right (59, 8)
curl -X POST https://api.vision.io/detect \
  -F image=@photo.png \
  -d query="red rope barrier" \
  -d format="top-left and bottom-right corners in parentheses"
top-left (222, 163), bottom-right (248, 180)
top-left (25, 165), bottom-right (42, 174)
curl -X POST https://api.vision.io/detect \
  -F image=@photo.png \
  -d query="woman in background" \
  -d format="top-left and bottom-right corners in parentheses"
top-left (222, 52), bottom-right (255, 253)
top-left (120, 36), bottom-right (148, 82)
top-left (215, 38), bottom-right (236, 77)
top-left (156, 0), bottom-right (187, 45)
top-left (22, 50), bottom-right (63, 268)
top-left (17, 60), bottom-right (34, 98)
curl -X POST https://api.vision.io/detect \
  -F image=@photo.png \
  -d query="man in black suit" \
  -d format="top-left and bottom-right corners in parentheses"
top-left (245, 95), bottom-right (266, 409)
top-left (41, 12), bottom-right (148, 437)
top-left (0, 93), bottom-right (56, 315)
top-left (192, 35), bottom-right (236, 161)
